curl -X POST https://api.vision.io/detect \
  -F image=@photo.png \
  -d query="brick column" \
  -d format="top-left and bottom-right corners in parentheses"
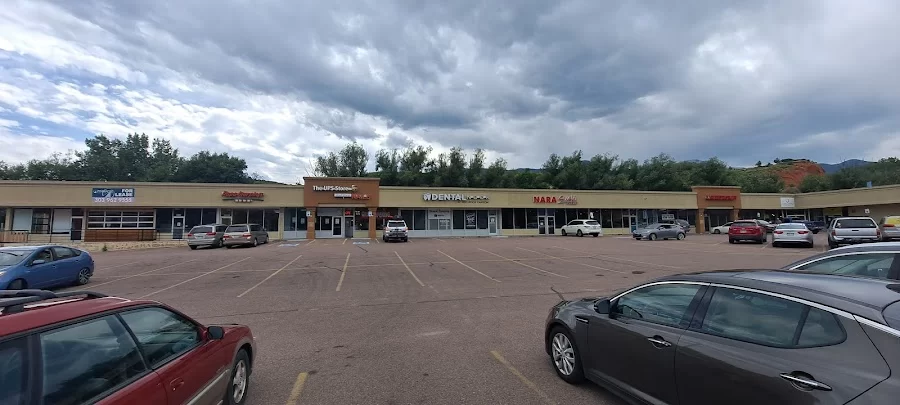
top-left (368, 207), bottom-right (377, 239)
top-left (4, 208), bottom-right (12, 231)
top-left (696, 209), bottom-right (705, 234)
top-left (306, 209), bottom-right (316, 240)
top-left (731, 208), bottom-right (740, 221)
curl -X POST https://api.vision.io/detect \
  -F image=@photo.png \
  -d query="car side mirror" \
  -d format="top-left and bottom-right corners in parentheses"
top-left (31, 259), bottom-right (46, 266)
top-left (593, 299), bottom-right (611, 315)
top-left (207, 326), bottom-right (225, 340)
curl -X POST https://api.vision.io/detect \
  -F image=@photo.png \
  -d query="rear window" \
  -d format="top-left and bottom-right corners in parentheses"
top-left (731, 222), bottom-right (758, 228)
top-left (884, 301), bottom-right (900, 329)
top-left (226, 225), bottom-right (249, 233)
top-left (836, 218), bottom-right (877, 229)
top-left (387, 221), bottom-right (406, 227)
top-left (585, 220), bottom-right (600, 226)
top-left (215, 225), bottom-right (227, 232)
top-left (777, 224), bottom-right (807, 230)
top-left (190, 226), bottom-right (213, 233)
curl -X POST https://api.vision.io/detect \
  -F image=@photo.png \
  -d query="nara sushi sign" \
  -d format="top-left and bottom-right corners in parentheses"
top-left (533, 195), bottom-right (578, 205)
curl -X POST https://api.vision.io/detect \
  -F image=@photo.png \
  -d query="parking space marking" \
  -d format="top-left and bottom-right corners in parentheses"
top-left (438, 250), bottom-right (501, 282)
top-left (343, 238), bottom-right (348, 245)
top-left (516, 247), bottom-right (627, 274)
top-left (285, 371), bottom-right (309, 405)
top-left (374, 237), bottom-right (380, 243)
top-left (138, 257), bottom-right (252, 299)
top-left (89, 259), bottom-right (198, 288)
top-left (335, 253), bottom-right (351, 292)
top-left (551, 246), bottom-right (683, 269)
top-left (395, 251), bottom-right (426, 286)
top-left (490, 351), bottom-right (556, 405)
top-left (478, 249), bottom-right (568, 278)
top-left (305, 240), bottom-right (316, 246)
top-left (237, 254), bottom-right (304, 298)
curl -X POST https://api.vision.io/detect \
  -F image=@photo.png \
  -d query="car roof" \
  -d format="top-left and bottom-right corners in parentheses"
top-left (0, 245), bottom-right (63, 251)
top-left (1, 295), bottom-right (159, 337)
top-left (778, 243), bottom-right (900, 269)
top-left (657, 270), bottom-right (900, 321)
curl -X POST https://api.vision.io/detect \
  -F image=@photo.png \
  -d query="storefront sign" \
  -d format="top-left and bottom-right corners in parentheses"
top-left (222, 191), bottom-right (264, 203)
top-left (313, 185), bottom-right (358, 192)
top-left (428, 210), bottom-right (452, 219)
top-left (334, 192), bottom-right (371, 200)
top-left (423, 193), bottom-right (489, 203)
top-left (705, 195), bottom-right (737, 201)
top-left (661, 214), bottom-right (675, 221)
top-left (533, 195), bottom-right (577, 205)
top-left (92, 188), bottom-right (135, 203)
top-left (780, 197), bottom-right (796, 208)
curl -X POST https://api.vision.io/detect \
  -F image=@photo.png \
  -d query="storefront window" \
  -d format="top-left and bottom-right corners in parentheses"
top-left (453, 210), bottom-right (466, 229)
top-left (0, 209), bottom-right (6, 230)
top-left (263, 209), bottom-right (279, 231)
top-left (526, 208), bottom-right (538, 228)
top-left (232, 209), bottom-right (249, 224)
top-left (514, 208), bottom-right (527, 229)
top-left (376, 208), bottom-right (399, 230)
top-left (413, 210), bottom-right (427, 230)
top-left (88, 210), bottom-right (154, 229)
top-left (248, 209), bottom-right (264, 225)
top-left (464, 210), bottom-right (477, 229)
top-left (555, 209), bottom-right (566, 229)
top-left (501, 208), bottom-right (514, 229)
top-left (156, 209), bottom-right (173, 232)
top-left (31, 209), bottom-right (51, 234)
top-left (589, 209), bottom-right (602, 223)
top-left (610, 210), bottom-right (624, 228)
top-left (401, 210), bottom-right (415, 229)
top-left (355, 209), bottom-right (368, 230)
top-left (202, 209), bottom-right (217, 225)
top-left (476, 211), bottom-right (488, 229)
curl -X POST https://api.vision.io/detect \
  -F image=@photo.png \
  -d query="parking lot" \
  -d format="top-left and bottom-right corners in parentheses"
top-left (67, 233), bottom-right (827, 405)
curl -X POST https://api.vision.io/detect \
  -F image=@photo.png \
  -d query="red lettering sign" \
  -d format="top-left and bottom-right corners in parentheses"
top-left (222, 191), bottom-right (264, 199)
top-left (705, 195), bottom-right (737, 201)
top-left (534, 195), bottom-right (576, 205)
top-left (351, 193), bottom-right (371, 200)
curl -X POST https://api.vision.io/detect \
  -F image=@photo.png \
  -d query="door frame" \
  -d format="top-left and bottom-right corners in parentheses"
top-left (488, 213), bottom-right (498, 235)
top-left (625, 215), bottom-right (638, 232)
top-left (172, 211), bottom-right (185, 240)
top-left (70, 217), bottom-right (83, 241)
top-left (332, 216), bottom-right (343, 237)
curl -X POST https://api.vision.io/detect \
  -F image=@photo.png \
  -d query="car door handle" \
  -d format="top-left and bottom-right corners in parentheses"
top-left (780, 373), bottom-right (832, 391)
top-left (170, 378), bottom-right (185, 391)
top-left (646, 336), bottom-right (671, 347)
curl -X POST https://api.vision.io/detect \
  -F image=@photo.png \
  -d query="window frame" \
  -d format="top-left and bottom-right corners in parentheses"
top-left (690, 286), bottom-right (848, 349)
top-left (787, 252), bottom-right (900, 279)
top-left (610, 282), bottom-right (707, 329)
top-left (116, 305), bottom-right (205, 370)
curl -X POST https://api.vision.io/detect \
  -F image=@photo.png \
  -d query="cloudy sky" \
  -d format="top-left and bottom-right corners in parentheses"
top-left (2, 0), bottom-right (899, 183)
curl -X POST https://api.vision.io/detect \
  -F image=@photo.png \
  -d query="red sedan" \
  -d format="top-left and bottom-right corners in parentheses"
top-left (0, 289), bottom-right (256, 405)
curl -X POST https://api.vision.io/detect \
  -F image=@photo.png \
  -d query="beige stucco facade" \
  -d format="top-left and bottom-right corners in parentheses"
top-left (1, 180), bottom-right (899, 242)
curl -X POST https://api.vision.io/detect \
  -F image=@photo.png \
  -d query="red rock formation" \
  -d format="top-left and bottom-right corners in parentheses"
top-left (774, 160), bottom-right (826, 189)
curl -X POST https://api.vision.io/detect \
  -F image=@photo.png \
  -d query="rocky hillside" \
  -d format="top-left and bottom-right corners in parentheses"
top-left (748, 159), bottom-right (826, 190)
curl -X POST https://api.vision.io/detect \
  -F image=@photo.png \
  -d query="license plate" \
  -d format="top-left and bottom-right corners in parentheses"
top-left (786, 232), bottom-right (795, 236)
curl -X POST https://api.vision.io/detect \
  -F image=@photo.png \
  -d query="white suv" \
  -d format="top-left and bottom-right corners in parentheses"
top-left (383, 220), bottom-right (409, 242)
top-left (560, 219), bottom-right (603, 237)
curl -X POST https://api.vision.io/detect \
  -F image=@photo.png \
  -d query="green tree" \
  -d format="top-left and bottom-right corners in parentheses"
top-left (799, 174), bottom-right (832, 192)
top-left (174, 151), bottom-right (251, 183)
top-left (373, 148), bottom-right (401, 185)
top-left (634, 154), bottom-right (683, 191)
top-left (482, 158), bottom-right (508, 187)
top-left (734, 169), bottom-right (784, 193)
top-left (467, 149), bottom-right (486, 188)
top-left (146, 138), bottom-right (181, 182)
top-left (117, 133), bottom-right (152, 181)
top-left (76, 135), bottom-right (123, 181)
top-left (398, 145), bottom-right (432, 186)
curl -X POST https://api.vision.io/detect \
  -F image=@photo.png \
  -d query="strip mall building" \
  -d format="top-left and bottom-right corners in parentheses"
top-left (1, 177), bottom-right (898, 243)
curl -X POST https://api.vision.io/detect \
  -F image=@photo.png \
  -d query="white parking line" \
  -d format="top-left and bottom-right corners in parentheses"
top-left (437, 250), bottom-right (501, 282)
top-left (551, 246), bottom-right (683, 269)
top-left (237, 254), bottom-right (304, 297)
top-left (139, 257), bottom-right (252, 299)
top-left (89, 259), bottom-right (199, 288)
top-left (336, 253), bottom-right (351, 292)
top-left (516, 247), bottom-right (627, 274)
top-left (395, 251), bottom-right (425, 286)
top-left (478, 248), bottom-right (568, 278)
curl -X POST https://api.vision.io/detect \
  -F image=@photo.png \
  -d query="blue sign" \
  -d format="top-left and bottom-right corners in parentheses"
top-left (92, 188), bottom-right (135, 203)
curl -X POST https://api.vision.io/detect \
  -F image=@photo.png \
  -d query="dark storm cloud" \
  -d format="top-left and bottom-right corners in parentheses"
top-left (44, 0), bottom-right (900, 164)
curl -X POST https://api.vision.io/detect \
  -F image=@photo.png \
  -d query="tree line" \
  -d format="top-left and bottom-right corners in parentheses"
top-left (316, 142), bottom-right (900, 193)
top-left (0, 134), bottom-right (260, 183)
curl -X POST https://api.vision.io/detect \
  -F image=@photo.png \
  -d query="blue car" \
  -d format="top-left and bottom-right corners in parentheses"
top-left (0, 245), bottom-right (95, 290)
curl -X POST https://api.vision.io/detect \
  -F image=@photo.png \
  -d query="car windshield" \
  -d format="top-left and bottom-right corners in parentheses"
top-left (387, 221), bottom-right (406, 227)
top-left (777, 224), bottom-right (806, 230)
top-left (0, 250), bottom-right (33, 266)
top-left (731, 222), bottom-right (757, 228)
top-left (836, 219), bottom-right (876, 228)
top-left (226, 225), bottom-right (249, 233)
top-left (585, 220), bottom-right (600, 226)
top-left (190, 226), bottom-right (213, 233)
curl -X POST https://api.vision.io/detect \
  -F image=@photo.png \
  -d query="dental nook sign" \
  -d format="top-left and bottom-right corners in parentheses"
top-left (533, 195), bottom-right (578, 205)
top-left (423, 192), bottom-right (490, 203)
top-left (222, 191), bottom-right (265, 203)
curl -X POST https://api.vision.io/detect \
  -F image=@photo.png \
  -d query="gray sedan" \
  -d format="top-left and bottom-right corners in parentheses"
top-left (632, 223), bottom-right (686, 241)
top-left (772, 223), bottom-right (814, 248)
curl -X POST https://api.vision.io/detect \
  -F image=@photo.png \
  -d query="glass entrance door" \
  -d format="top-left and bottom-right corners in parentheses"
top-left (70, 217), bottom-right (83, 241)
top-left (626, 215), bottom-right (638, 232)
top-left (488, 214), bottom-right (498, 235)
top-left (332, 216), bottom-right (342, 237)
top-left (547, 216), bottom-right (555, 234)
top-left (172, 213), bottom-right (185, 240)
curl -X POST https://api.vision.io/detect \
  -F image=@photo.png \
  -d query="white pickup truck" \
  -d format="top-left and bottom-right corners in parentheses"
top-left (828, 217), bottom-right (881, 249)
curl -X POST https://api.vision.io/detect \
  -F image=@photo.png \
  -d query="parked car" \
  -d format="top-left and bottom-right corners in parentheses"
top-left (781, 242), bottom-right (900, 280)
top-left (728, 220), bottom-right (767, 244)
top-left (661, 219), bottom-right (692, 233)
top-left (632, 223), bottom-right (686, 241)
top-left (545, 270), bottom-right (900, 405)
top-left (0, 245), bottom-right (94, 290)
top-left (878, 216), bottom-right (900, 241)
top-left (223, 224), bottom-right (269, 248)
top-left (0, 289), bottom-right (256, 405)
top-left (560, 219), bottom-right (602, 237)
top-left (772, 223), bottom-right (815, 248)
top-left (711, 222), bottom-right (732, 234)
top-left (383, 219), bottom-right (409, 242)
top-left (828, 217), bottom-right (881, 249)
top-left (757, 219), bottom-right (776, 233)
top-left (799, 220), bottom-right (823, 234)
top-left (187, 224), bottom-right (228, 250)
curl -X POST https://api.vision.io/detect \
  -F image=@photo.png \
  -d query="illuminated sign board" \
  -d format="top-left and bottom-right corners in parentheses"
top-left (313, 185), bottom-right (358, 192)
top-left (222, 191), bottom-right (264, 203)
top-left (422, 193), bottom-right (489, 203)
top-left (533, 195), bottom-right (577, 205)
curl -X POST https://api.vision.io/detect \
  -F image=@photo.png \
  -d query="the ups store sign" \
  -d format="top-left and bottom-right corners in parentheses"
top-left (303, 177), bottom-right (380, 206)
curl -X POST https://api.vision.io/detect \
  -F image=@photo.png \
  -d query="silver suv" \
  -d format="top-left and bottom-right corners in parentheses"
top-left (828, 217), bottom-right (880, 249)
top-left (383, 220), bottom-right (409, 242)
top-left (187, 224), bottom-right (227, 250)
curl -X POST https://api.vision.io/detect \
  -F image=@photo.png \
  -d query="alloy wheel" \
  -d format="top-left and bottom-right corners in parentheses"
top-left (78, 268), bottom-right (91, 284)
top-left (232, 360), bottom-right (248, 403)
top-left (552, 333), bottom-right (576, 376)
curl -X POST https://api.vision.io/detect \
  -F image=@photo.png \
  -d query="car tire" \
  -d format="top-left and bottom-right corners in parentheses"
top-left (75, 268), bottom-right (92, 285)
top-left (549, 327), bottom-right (585, 384)
top-left (403, 237), bottom-right (408, 242)
top-left (828, 241), bottom-right (837, 249)
top-left (576, 230), bottom-right (583, 237)
top-left (648, 233), bottom-right (657, 241)
top-left (808, 241), bottom-right (815, 248)
top-left (225, 349), bottom-right (251, 405)
top-left (676, 233), bottom-right (685, 240)
top-left (7, 279), bottom-right (26, 290)
top-left (729, 238), bottom-right (735, 244)
top-left (189, 245), bottom-right (197, 250)
top-left (713, 229), bottom-right (721, 234)
top-left (561, 229), bottom-right (567, 236)
top-left (253, 238), bottom-right (258, 247)
top-left (772, 242), bottom-right (780, 248)
top-left (592, 233), bottom-right (599, 237)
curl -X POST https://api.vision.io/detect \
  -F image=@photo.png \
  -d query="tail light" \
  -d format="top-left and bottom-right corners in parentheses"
top-left (223, 235), bottom-right (231, 239)
top-left (831, 230), bottom-right (837, 236)
top-left (243, 233), bottom-right (252, 238)
top-left (885, 224), bottom-right (895, 227)
top-left (774, 230), bottom-right (783, 234)
top-left (798, 231), bottom-right (809, 234)
top-left (187, 233), bottom-right (193, 237)
top-left (877, 229), bottom-right (881, 237)
top-left (206, 232), bottom-right (217, 236)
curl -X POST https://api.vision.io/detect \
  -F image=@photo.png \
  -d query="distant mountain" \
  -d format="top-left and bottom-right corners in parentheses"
top-left (819, 159), bottom-right (873, 174)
